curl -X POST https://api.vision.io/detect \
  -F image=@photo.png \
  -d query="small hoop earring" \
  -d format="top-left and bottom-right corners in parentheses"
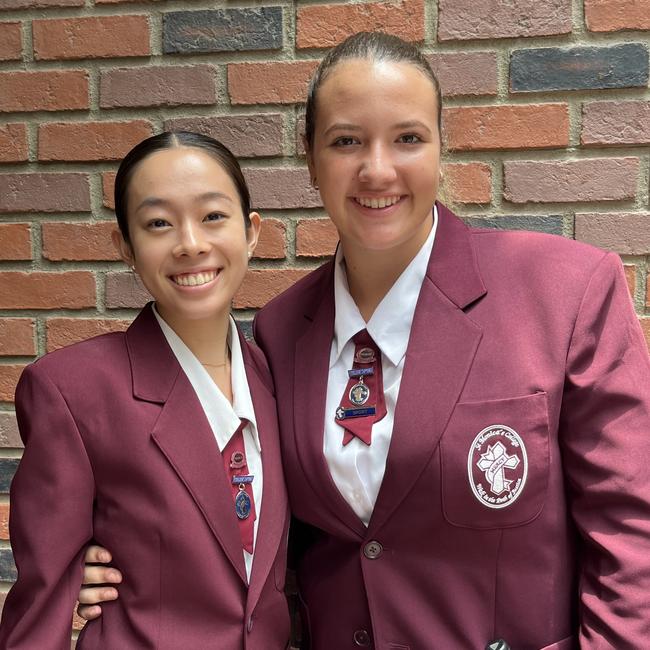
top-left (311, 178), bottom-right (319, 190)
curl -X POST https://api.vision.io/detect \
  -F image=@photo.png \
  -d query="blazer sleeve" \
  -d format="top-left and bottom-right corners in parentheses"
top-left (0, 364), bottom-right (95, 649)
top-left (559, 252), bottom-right (650, 647)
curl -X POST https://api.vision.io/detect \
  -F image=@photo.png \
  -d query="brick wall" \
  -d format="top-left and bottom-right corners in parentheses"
top-left (0, 0), bottom-right (649, 643)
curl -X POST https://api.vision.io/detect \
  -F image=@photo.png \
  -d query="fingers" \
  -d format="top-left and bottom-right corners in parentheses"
top-left (78, 585), bottom-right (119, 606)
top-left (84, 544), bottom-right (112, 564)
top-left (82, 564), bottom-right (122, 586)
top-left (77, 604), bottom-right (103, 621)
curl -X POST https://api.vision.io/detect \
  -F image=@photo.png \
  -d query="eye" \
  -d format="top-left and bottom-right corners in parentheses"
top-left (146, 218), bottom-right (170, 230)
top-left (204, 212), bottom-right (225, 222)
top-left (397, 133), bottom-right (422, 144)
top-left (332, 136), bottom-right (360, 147)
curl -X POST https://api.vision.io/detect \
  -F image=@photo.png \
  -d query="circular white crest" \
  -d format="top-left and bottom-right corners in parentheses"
top-left (467, 424), bottom-right (528, 509)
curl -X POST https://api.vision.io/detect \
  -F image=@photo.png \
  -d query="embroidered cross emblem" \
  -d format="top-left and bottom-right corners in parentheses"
top-left (476, 441), bottom-right (520, 495)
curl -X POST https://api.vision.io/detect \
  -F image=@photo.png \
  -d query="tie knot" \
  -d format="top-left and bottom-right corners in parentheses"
top-left (352, 329), bottom-right (379, 364)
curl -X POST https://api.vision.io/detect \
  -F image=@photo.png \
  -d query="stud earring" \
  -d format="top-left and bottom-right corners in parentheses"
top-left (311, 177), bottom-right (319, 190)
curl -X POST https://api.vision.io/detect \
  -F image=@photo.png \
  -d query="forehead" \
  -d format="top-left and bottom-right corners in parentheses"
top-left (316, 58), bottom-right (438, 125)
top-left (129, 147), bottom-right (238, 202)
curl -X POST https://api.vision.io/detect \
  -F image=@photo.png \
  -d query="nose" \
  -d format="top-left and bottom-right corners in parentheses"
top-left (173, 221), bottom-right (209, 257)
top-left (358, 142), bottom-right (397, 186)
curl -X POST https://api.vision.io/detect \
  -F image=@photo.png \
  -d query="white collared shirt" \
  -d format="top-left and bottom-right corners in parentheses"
top-left (153, 307), bottom-right (262, 581)
top-left (323, 205), bottom-right (438, 525)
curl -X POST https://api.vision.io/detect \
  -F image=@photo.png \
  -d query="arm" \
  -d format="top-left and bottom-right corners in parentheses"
top-left (559, 253), bottom-right (650, 647)
top-left (0, 364), bottom-right (95, 649)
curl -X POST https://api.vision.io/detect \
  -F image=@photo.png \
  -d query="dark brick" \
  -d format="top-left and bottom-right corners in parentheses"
top-left (511, 44), bottom-right (649, 92)
top-left (0, 458), bottom-right (19, 493)
top-left (0, 173), bottom-right (90, 213)
top-left (0, 548), bottom-right (16, 582)
top-left (463, 215), bottom-right (564, 236)
top-left (163, 8), bottom-right (282, 54)
top-left (235, 318), bottom-right (253, 341)
top-left (164, 114), bottom-right (283, 158)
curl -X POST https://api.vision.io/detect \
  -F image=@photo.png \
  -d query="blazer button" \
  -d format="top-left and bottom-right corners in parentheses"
top-left (486, 640), bottom-right (510, 650)
top-left (353, 629), bottom-right (372, 646)
top-left (363, 540), bottom-right (383, 559)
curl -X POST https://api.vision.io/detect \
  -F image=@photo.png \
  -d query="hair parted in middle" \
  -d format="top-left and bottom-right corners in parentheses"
top-left (304, 32), bottom-right (443, 151)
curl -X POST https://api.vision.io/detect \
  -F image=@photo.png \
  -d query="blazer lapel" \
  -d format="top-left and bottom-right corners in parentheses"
top-left (293, 264), bottom-right (367, 539)
top-left (369, 205), bottom-right (487, 533)
top-left (242, 332), bottom-right (289, 609)
top-left (127, 305), bottom-right (247, 584)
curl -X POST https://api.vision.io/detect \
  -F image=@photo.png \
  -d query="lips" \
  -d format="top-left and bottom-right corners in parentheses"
top-left (354, 195), bottom-right (402, 209)
top-left (170, 270), bottom-right (218, 287)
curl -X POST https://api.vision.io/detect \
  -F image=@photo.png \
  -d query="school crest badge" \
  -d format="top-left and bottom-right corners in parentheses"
top-left (467, 424), bottom-right (527, 509)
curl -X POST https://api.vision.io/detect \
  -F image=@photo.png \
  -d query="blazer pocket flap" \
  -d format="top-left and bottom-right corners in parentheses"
top-left (441, 392), bottom-right (549, 529)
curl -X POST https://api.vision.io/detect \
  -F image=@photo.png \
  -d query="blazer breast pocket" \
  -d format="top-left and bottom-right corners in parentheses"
top-left (441, 392), bottom-right (549, 529)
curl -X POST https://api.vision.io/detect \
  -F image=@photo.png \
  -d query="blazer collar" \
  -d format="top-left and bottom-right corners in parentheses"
top-left (125, 303), bottom-right (180, 404)
top-left (293, 205), bottom-right (487, 537)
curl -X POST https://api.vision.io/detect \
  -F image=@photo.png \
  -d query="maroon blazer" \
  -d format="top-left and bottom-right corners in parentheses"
top-left (0, 304), bottom-right (290, 649)
top-left (254, 204), bottom-right (650, 650)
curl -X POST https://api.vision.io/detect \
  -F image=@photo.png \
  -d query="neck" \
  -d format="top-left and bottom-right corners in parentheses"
top-left (156, 306), bottom-right (231, 367)
top-left (341, 225), bottom-right (431, 322)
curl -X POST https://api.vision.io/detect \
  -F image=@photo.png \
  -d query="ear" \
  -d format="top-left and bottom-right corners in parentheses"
top-left (303, 136), bottom-right (316, 181)
top-left (111, 228), bottom-right (135, 268)
top-left (246, 212), bottom-right (262, 258)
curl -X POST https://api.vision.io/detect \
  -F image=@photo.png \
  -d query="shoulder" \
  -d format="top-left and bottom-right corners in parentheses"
top-left (255, 259), bottom-right (333, 327)
top-left (22, 330), bottom-right (128, 388)
top-left (468, 225), bottom-right (612, 287)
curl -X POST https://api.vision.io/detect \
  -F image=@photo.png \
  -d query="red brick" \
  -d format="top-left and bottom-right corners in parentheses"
top-left (0, 412), bottom-right (21, 448)
top-left (33, 15), bottom-right (150, 61)
top-left (100, 66), bottom-right (217, 109)
top-left (38, 121), bottom-right (153, 162)
top-left (254, 219), bottom-right (286, 259)
top-left (582, 101), bottom-right (650, 146)
top-left (442, 163), bottom-right (492, 205)
top-left (585, 0), bottom-right (650, 31)
top-left (234, 269), bottom-right (309, 309)
top-left (296, 0), bottom-right (424, 49)
top-left (0, 272), bottom-right (95, 309)
top-left (647, 274), bottom-right (650, 307)
top-left (296, 219), bottom-right (338, 258)
top-left (46, 317), bottom-right (131, 352)
top-left (0, 173), bottom-right (90, 213)
top-left (0, 124), bottom-right (28, 163)
top-left (575, 212), bottom-right (650, 254)
top-left (438, 0), bottom-right (571, 40)
top-left (0, 70), bottom-right (88, 113)
top-left (0, 0), bottom-right (82, 8)
top-left (105, 271), bottom-right (151, 309)
top-left (428, 52), bottom-right (498, 98)
top-left (0, 503), bottom-right (8, 540)
top-left (0, 22), bottom-right (21, 61)
top-left (444, 104), bottom-right (569, 151)
top-left (504, 158), bottom-right (639, 204)
top-left (164, 114), bottom-right (284, 158)
top-left (624, 265), bottom-right (636, 297)
top-left (0, 223), bottom-right (31, 260)
top-left (228, 61), bottom-right (318, 105)
top-left (244, 168), bottom-right (321, 210)
top-left (0, 319), bottom-right (36, 356)
top-left (103, 172), bottom-right (116, 210)
top-left (0, 364), bottom-right (26, 403)
top-left (42, 221), bottom-right (119, 262)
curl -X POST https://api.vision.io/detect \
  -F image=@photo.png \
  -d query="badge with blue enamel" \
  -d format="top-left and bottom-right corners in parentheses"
top-left (232, 474), bottom-right (254, 519)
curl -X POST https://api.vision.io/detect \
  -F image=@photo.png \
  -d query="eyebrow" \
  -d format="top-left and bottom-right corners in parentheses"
top-left (135, 191), bottom-right (233, 213)
top-left (323, 120), bottom-right (433, 137)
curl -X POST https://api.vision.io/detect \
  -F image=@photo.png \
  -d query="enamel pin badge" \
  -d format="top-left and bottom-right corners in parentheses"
top-left (467, 425), bottom-right (527, 509)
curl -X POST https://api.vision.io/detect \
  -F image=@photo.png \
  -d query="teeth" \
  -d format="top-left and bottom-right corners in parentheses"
top-left (356, 195), bottom-right (400, 209)
top-left (172, 271), bottom-right (217, 287)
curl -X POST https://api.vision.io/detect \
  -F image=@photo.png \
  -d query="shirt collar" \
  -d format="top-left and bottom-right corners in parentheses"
top-left (332, 204), bottom-right (438, 367)
top-left (152, 306), bottom-right (260, 452)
